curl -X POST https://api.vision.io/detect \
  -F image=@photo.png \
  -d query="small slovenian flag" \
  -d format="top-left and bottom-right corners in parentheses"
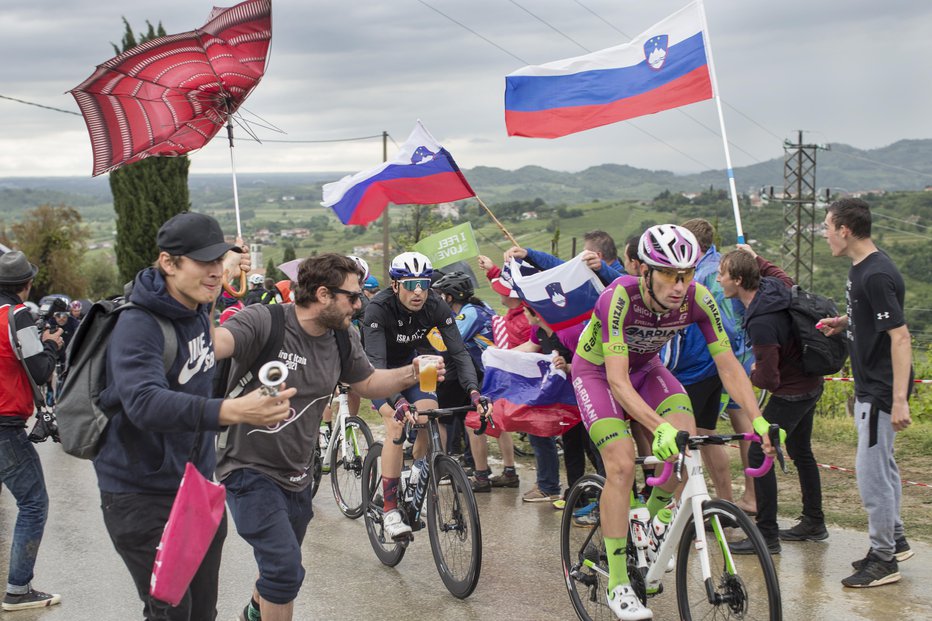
top-left (504, 1), bottom-right (712, 138)
top-left (321, 121), bottom-right (476, 226)
top-left (508, 254), bottom-right (603, 331)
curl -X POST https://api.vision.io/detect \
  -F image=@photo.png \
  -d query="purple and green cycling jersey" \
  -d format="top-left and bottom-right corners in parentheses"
top-left (575, 275), bottom-right (731, 368)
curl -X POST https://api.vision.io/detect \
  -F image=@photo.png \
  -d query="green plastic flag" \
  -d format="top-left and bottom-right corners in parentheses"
top-left (413, 222), bottom-right (479, 269)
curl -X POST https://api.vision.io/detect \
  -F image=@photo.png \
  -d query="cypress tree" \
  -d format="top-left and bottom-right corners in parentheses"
top-left (108, 19), bottom-right (192, 283)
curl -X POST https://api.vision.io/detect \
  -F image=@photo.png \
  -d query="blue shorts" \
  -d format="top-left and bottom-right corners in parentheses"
top-left (371, 384), bottom-right (437, 410)
top-left (725, 354), bottom-right (755, 410)
top-left (223, 468), bottom-right (314, 604)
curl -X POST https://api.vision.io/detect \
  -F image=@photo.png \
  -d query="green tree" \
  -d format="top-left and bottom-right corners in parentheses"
top-left (392, 205), bottom-right (451, 249)
top-left (282, 245), bottom-right (297, 264)
top-left (11, 204), bottom-right (89, 301)
top-left (265, 257), bottom-right (282, 282)
top-left (84, 254), bottom-right (122, 300)
top-left (109, 19), bottom-right (191, 283)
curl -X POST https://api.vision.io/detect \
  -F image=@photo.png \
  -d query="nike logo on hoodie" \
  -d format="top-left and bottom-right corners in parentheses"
top-left (177, 334), bottom-right (215, 385)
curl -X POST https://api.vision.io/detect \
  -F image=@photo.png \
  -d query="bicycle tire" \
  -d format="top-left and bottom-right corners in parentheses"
top-left (426, 455), bottom-right (482, 599)
top-left (561, 474), bottom-right (617, 621)
top-left (512, 432), bottom-right (535, 457)
top-left (310, 445), bottom-right (323, 498)
top-left (329, 416), bottom-right (374, 519)
top-left (362, 442), bottom-right (407, 567)
top-left (675, 498), bottom-right (782, 620)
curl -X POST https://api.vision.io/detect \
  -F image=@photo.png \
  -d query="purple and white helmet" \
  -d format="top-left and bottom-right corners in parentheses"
top-left (638, 224), bottom-right (700, 270)
top-left (389, 251), bottom-right (433, 280)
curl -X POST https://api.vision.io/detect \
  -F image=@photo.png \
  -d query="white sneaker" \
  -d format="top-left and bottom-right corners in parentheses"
top-left (383, 508), bottom-right (412, 540)
top-left (606, 584), bottom-right (652, 620)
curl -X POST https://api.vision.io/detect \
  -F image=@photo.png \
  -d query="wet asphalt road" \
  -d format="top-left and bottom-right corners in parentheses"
top-left (1, 441), bottom-right (930, 620)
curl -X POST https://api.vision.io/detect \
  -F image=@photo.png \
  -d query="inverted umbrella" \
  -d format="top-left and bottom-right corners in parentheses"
top-left (70, 0), bottom-right (272, 293)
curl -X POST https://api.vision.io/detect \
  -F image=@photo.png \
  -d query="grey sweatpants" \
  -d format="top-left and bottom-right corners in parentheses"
top-left (854, 398), bottom-right (906, 561)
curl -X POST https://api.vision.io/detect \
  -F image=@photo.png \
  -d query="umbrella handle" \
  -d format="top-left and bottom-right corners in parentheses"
top-left (223, 271), bottom-right (248, 298)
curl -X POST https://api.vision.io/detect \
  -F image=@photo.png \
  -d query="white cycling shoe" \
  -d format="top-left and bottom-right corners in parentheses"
top-left (383, 508), bottom-right (412, 540)
top-left (606, 584), bottom-right (653, 620)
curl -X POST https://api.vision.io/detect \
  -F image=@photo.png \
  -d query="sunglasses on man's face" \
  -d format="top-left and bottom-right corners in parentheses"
top-left (652, 267), bottom-right (696, 285)
top-left (399, 278), bottom-right (431, 292)
top-left (328, 287), bottom-right (364, 303)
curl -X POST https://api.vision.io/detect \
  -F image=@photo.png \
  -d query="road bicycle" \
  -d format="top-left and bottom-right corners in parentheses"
top-left (309, 384), bottom-right (374, 519)
top-left (362, 404), bottom-right (484, 598)
top-left (561, 428), bottom-right (784, 620)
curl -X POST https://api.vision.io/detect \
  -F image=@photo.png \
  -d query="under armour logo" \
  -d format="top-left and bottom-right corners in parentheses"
top-left (877, 312), bottom-right (890, 320)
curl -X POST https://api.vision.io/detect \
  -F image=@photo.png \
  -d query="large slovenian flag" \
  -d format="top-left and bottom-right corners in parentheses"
top-left (505, 1), bottom-right (712, 138)
top-left (321, 121), bottom-right (476, 225)
top-left (508, 254), bottom-right (603, 331)
top-left (473, 349), bottom-right (580, 437)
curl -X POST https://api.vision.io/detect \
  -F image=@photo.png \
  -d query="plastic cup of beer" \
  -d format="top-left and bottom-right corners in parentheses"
top-left (417, 355), bottom-right (441, 392)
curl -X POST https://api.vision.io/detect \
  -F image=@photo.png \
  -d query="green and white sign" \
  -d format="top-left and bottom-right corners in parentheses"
top-left (413, 222), bottom-right (479, 269)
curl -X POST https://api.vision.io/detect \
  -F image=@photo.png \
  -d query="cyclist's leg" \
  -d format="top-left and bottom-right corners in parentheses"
top-left (374, 384), bottom-right (430, 512)
top-left (640, 359), bottom-right (695, 517)
top-left (411, 397), bottom-right (440, 460)
top-left (572, 358), bottom-right (635, 592)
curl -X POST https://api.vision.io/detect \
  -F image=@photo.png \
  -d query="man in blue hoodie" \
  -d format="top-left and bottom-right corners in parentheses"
top-left (95, 212), bottom-right (296, 621)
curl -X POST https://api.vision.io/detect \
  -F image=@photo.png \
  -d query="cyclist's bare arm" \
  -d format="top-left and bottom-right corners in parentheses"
top-left (604, 355), bottom-right (666, 433)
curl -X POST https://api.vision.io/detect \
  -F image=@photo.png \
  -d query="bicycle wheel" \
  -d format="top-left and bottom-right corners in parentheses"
top-left (426, 454), bottom-right (482, 599)
top-left (310, 445), bottom-right (323, 498)
top-left (330, 416), bottom-right (374, 519)
top-left (675, 498), bottom-right (782, 620)
top-left (512, 432), bottom-right (535, 457)
top-left (362, 442), bottom-right (407, 567)
top-left (561, 474), bottom-right (619, 621)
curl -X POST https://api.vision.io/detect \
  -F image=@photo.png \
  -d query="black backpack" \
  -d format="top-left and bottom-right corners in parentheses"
top-left (787, 285), bottom-right (848, 376)
top-left (56, 300), bottom-right (176, 460)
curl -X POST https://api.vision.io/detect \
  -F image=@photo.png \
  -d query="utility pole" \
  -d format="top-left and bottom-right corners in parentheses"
top-left (782, 130), bottom-right (829, 288)
top-left (381, 131), bottom-right (390, 285)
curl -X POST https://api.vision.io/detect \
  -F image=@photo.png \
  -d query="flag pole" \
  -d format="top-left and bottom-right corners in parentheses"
top-left (475, 195), bottom-right (520, 247)
top-left (697, 0), bottom-right (745, 244)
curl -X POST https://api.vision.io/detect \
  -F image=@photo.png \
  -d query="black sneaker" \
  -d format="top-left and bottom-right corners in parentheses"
top-left (842, 551), bottom-right (900, 588)
top-left (778, 515), bottom-right (829, 541)
top-left (730, 537), bottom-right (781, 555)
top-left (2, 588), bottom-right (62, 611)
top-left (852, 537), bottom-right (914, 570)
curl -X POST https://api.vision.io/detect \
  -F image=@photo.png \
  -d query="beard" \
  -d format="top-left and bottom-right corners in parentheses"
top-left (318, 304), bottom-right (351, 331)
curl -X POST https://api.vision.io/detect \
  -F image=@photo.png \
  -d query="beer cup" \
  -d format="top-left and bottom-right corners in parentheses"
top-left (416, 355), bottom-right (441, 392)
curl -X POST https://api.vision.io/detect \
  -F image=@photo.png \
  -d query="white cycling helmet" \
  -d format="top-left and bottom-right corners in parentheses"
top-left (248, 273), bottom-right (265, 285)
top-left (389, 251), bottom-right (433, 280)
top-left (347, 255), bottom-right (370, 281)
top-left (638, 224), bottom-right (700, 270)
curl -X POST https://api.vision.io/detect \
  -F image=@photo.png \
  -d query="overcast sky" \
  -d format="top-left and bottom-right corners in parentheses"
top-left (1, 0), bottom-right (929, 180)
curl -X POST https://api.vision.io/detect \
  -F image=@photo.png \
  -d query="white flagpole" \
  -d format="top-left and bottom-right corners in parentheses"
top-left (697, 0), bottom-right (745, 243)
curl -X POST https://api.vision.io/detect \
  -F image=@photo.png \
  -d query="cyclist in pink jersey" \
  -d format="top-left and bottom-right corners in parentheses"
top-left (572, 224), bottom-right (776, 620)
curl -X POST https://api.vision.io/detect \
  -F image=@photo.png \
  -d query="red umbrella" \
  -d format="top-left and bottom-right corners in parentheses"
top-left (70, 0), bottom-right (272, 244)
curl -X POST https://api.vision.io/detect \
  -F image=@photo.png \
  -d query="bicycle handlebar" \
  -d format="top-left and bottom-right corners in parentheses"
top-left (645, 426), bottom-right (784, 487)
top-left (391, 404), bottom-right (486, 445)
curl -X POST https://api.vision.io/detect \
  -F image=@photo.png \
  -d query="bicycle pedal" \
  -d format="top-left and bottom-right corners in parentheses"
top-left (646, 583), bottom-right (663, 596)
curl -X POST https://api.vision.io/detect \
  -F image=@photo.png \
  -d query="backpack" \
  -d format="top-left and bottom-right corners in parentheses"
top-left (212, 304), bottom-right (352, 399)
top-left (787, 285), bottom-right (848, 376)
top-left (56, 300), bottom-right (176, 460)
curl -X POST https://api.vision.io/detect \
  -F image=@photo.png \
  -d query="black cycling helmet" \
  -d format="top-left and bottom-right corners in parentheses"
top-left (432, 271), bottom-right (474, 302)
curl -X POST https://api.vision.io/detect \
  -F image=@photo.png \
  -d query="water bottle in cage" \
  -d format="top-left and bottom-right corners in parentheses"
top-left (411, 457), bottom-right (429, 507)
top-left (629, 498), bottom-right (651, 552)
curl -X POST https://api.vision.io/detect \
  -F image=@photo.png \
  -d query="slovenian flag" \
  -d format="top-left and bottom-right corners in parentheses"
top-left (474, 349), bottom-right (580, 437)
top-left (505, 1), bottom-right (712, 138)
top-left (321, 121), bottom-right (476, 225)
top-left (508, 254), bottom-right (603, 331)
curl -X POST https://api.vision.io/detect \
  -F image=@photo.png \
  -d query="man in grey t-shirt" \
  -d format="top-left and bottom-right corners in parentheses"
top-left (214, 254), bottom-right (438, 621)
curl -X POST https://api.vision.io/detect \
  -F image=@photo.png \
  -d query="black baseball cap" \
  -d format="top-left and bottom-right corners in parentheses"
top-left (157, 212), bottom-right (242, 262)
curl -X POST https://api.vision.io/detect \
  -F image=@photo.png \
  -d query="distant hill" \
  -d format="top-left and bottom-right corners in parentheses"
top-left (2, 138), bottom-right (931, 217)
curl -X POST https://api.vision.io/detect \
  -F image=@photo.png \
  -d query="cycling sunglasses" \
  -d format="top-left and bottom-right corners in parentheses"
top-left (328, 287), bottom-right (364, 303)
top-left (652, 267), bottom-right (696, 285)
top-left (399, 278), bottom-right (431, 292)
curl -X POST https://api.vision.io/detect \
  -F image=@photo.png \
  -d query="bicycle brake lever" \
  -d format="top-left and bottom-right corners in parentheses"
top-left (674, 430), bottom-right (689, 482)
top-left (769, 424), bottom-right (787, 474)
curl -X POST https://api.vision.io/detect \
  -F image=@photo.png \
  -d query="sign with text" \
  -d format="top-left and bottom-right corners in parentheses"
top-left (413, 222), bottom-right (479, 269)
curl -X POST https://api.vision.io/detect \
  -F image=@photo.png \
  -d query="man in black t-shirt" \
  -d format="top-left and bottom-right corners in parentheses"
top-left (820, 198), bottom-right (914, 589)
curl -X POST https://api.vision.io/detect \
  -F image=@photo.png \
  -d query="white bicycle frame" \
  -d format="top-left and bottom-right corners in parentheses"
top-left (320, 386), bottom-right (354, 470)
top-left (636, 449), bottom-right (726, 592)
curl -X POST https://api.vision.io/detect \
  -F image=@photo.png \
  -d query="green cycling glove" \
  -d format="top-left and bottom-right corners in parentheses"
top-left (752, 416), bottom-right (787, 445)
top-left (652, 422), bottom-right (680, 462)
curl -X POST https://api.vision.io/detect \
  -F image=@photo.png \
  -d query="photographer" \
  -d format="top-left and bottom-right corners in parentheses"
top-left (0, 251), bottom-right (62, 610)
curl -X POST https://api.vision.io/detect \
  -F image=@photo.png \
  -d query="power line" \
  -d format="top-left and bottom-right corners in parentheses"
top-left (508, 0), bottom-right (589, 53)
top-left (415, 0), bottom-right (528, 65)
top-left (830, 148), bottom-right (932, 181)
top-left (0, 93), bottom-right (81, 116)
top-left (236, 134), bottom-right (385, 144)
top-left (572, 0), bottom-right (629, 37)
top-left (872, 221), bottom-right (932, 242)
top-left (872, 210), bottom-right (932, 231)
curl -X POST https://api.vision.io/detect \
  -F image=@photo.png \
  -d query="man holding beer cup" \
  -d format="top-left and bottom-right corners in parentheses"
top-left (363, 252), bottom-right (492, 540)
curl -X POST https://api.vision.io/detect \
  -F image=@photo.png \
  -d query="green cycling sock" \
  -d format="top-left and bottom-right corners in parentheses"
top-left (604, 536), bottom-right (629, 591)
top-left (647, 488), bottom-right (674, 518)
